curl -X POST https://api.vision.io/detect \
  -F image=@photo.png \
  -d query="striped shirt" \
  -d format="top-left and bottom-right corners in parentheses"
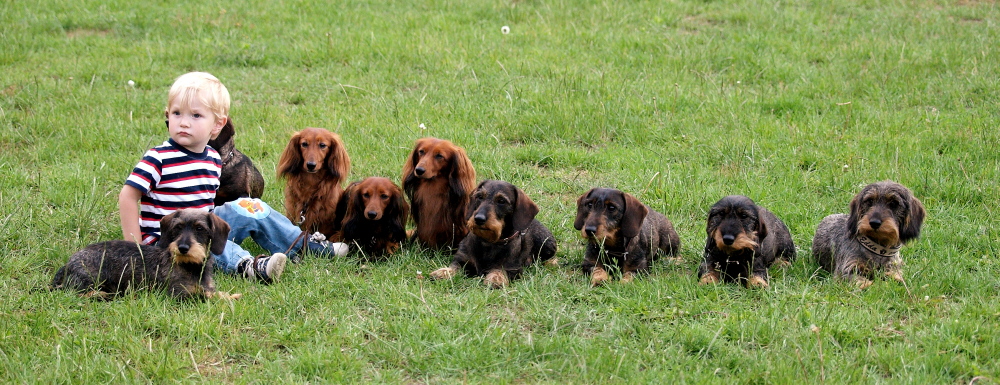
top-left (125, 139), bottom-right (222, 244)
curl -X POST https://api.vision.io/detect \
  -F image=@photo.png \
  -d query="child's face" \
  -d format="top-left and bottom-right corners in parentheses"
top-left (166, 98), bottom-right (225, 153)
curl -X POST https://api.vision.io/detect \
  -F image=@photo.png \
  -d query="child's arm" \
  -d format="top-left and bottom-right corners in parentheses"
top-left (119, 185), bottom-right (143, 243)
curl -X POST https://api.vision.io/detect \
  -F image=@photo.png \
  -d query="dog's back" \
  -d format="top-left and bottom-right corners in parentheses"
top-left (758, 205), bottom-right (797, 265)
top-left (642, 207), bottom-right (681, 260)
top-left (51, 241), bottom-right (174, 296)
top-left (812, 213), bottom-right (849, 273)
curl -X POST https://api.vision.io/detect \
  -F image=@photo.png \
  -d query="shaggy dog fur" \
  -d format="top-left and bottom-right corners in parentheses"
top-left (429, 180), bottom-right (557, 288)
top-left (335, 177), bottom-right (409, 260)
top-left (277, 127), bottom-right (351, 238)
top-left (401, 137), bottom-right (476, 250)
top-left (50, 210), bottom-right (239, 300)
top-left (574, 188), bottom-right (680, 286)
top-left (697, 195), bottom-right (796, 289)
top-left (207, 119), bottom-right (265, 206)
top-left (813, 181), bottom-right (925, 289)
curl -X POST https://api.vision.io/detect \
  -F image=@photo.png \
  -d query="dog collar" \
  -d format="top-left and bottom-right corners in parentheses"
top-left (856, 235), bottom-right (902, 258)
top-left (497, 230), bottom-right (526, 245)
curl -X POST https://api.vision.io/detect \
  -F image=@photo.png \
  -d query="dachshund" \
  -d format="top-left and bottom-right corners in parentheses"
top-left (813, 181), bottom-right (925, 289)
top-left (207, 119), bottom-right (265, 206)
top-left (277, 127), bottom-right (351, 238)
top-left (50, 209), bottom-right (239, 300)
top-left (334, 177), bottom-right (409, 260)
top-left (574, 188), bottom-right (680, 286)
top-left (697, 195), bottom-right (796, 289)
top-left (429, 180), bottom-right (557, 288)
top-left (401, 137), bottom-right (476, 250)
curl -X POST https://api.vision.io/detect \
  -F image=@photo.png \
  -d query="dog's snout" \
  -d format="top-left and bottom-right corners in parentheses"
top-left (584, 225), bottom-right (597, 237)
top-left (414, 167), bottom-right (425, 176)
top-left (869, 218), bottom-right (882, 229)
top-left (305, 162), bottom-right (317, 171)
top-left (474, 214), bottom-right (487, 226)
top-left (722, 234), bottom-right (736, 245)
top-left (366, 211), bottom-right (378, 219)
top-left (176, 243), bottom-right (190, 254)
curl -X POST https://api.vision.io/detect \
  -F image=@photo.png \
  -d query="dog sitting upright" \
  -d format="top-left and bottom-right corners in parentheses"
top-left (574, 188), bottom-right (681, 286)
top-left (50, 210), bottom-right (239, 300)
top-left (813, 181), bottom-right (925, 289)
top-left (429, 180), bottom-right (557, 288)
top-left (697, 195), bottom-right (796, 289)
top-left (206, 119), bottom-right (265, 206)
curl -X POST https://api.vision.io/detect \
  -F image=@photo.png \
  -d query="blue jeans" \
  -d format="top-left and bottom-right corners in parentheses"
top-left (212, 198), bottom-right (339, 273)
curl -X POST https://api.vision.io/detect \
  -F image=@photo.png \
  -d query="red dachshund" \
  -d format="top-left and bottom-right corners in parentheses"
top-left (277, 127), bottom-right (351, 238)
top-left (335, 177), bottom-right (409, 259)
top-left (401, 137), bottom-right (476, 250)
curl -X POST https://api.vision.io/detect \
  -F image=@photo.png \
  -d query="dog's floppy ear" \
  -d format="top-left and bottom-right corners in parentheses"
top-left (754, 207), bottom-right (768, 241)
top-left (448, 144), bottom-right (476, 202)
top-left (511, 185), bottom-right (540, 231)
top-left (208, 213), bottom-right (231, 256)
top-left (277, 131), bottom-right (303, 178)
top-left (209, 119), bottom-right (235, 149)
top-left (325, 132), bottom-right (351, 184)
top-left (401, 138), bottom-right (426, 196)
top-left (846, 188), bottom-right (864, 236)
top-left (619, 191), bottom-right (649, 239)
top-left (574, 189), bottom-right (596, 231)
top-left (899, 195), bottom-right (925, 243)
top-left (391, 184), bottom-right (410, 240)
top-left (157, 211), bottom-right (179, 247)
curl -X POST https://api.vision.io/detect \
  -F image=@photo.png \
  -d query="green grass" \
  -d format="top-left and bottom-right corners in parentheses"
top-left (2, 0), bottom-right (999, 382)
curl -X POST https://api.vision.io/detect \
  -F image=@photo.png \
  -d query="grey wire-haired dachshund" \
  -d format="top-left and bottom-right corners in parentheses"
top-left (50, 209), bottom-right (240, 300)
top-left (698, 195), bottom-right (796, 289)
top-left (813, 181), bottom-right (925, 289)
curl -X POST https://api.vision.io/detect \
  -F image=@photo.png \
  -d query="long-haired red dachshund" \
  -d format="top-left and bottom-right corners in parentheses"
top-left (401, 137), bottom-right (476, 250)
top-left (277, 127), bottom-right (351, 238)
top-left (335, 177), bottom-right (409, 259)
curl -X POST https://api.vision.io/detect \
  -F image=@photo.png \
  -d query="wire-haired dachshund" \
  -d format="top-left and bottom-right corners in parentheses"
top-left (335, 177), bottom-right (409, 260)
top-left (698, 195), bottom-right (796, 289)
top-left (208, 119), bottom-right (265, 206)
top-left (50, 209), bottom-right (239, 300)
top-left (429, 180), bottom-right (557, 288)
top-left (277, 127), bottom-right (351, 238)
top-left (402, 137), bottom-right (476, 250)
top-left (813, 181), bottom-right (925, 289)
top-left (574, 188), bottom-right (681, 286)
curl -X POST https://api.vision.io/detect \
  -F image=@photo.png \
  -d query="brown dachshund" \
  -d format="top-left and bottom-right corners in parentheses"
top-left (401, 137), bottom-right (476, 250)
top-left (335, 177), bottom-right (409, 259)
top-left (813, 181), bottom-right (925, 289)
top-left (429, 180), bottom-right (557, 288)
top-left (575, 188), bottom-right (681, 286)
top-left (277, 127), bottom-right (351, 238)
top-left (697, 195), bottom-right (796, 289)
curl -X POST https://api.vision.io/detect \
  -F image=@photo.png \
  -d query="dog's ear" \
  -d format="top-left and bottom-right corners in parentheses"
top-left (619, 192), bottom-right (649, 239)
top-left (401, 138), bottom-right (426, 196)
top-left (846, 189), bottom-right (864, 236)
top-left (754, 207), bottom-right (768, 241)
top-left (574, 189), bottom-right (596, 231)
top-left (209, 119), bottom-right (235, 148)
top-left (326, 133), bottom-right (351, 184)
top-left (157, 211), bottom-right (179, 247)
top-left (899, 195), bottom-right (925, 243)
top-left (337, 181), bottom-right (362, 229)
top-left (277, 131), bottom-right (303, 178)
top-left (511, 186), bottom-right (540, 231)
top-left (208, 213), bottom-right (231, 256)
top-left (392, 185), bottom-right (410, 240)
top-left (448, 145), bottom-right (476, 202)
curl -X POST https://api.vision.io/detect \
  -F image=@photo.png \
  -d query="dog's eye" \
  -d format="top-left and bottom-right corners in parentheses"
top-left (381, 194), bottom-right (389, 200)
top-left (738, 212), bottom-right (748, 219)
top-left (318, 143), bottom-right (328, 149)
top-left (496, 197), bottom-right (509, 205)
top-left (363, 193), bottom-right (371, 198)
top-left (418, 149), bottom-right (425, 155)
top-left (888, 200), bottom-right (900, 210)
top-left (194, 225), bottom-right (205, 231)
top-left (300, 142), bottom-right (309, 148)
top-left (585, 202), bottom-right (593, 209)
top-left (435, 154), bottom-right (445, 160)
top-left (607, 205), bottom-right (616, 212)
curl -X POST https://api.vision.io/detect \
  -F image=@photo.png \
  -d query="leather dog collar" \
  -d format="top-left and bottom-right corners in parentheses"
top-left (857, 235), bottom-right (902, 258)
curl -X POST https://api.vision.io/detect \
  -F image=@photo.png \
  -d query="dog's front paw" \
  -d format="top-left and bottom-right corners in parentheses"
top-left (747, 275), bottom-right (769, 289)
top-left (853, 276), bottom-right (874, 290)
top-left (429, 266), bottom-right (458, 280)
top-left (698, 271), bottom-right (721, 285)
top-left (542, 258), bottom-right (559, 267)
top-left (484, 270), bottom-right (509, 289)
top-left (590, 267), bottom-right (610, 287)
top-left (885, 270), bottom-right (905, 283)
top-left (621, 271), bottom-right (636, 283)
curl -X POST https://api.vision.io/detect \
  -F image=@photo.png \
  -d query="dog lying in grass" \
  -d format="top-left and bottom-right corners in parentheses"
top-left (50, 209), bottom-right (240, 300)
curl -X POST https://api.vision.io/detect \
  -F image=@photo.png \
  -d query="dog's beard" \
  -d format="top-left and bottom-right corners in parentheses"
top-left (169, 243), bottom-right (208, 265)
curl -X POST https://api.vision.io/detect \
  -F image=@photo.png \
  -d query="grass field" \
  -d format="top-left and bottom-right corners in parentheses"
top-left (2, 0), bottom-right (999, 383)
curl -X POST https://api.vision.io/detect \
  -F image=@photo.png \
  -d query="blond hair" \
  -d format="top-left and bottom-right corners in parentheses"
top-left (165, 72), bottom-right (230, 122)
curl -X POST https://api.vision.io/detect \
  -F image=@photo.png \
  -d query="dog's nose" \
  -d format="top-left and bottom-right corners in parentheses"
top-left (584, 226), bottom-right (597, 237)
top-left (722, 234), bottom-right (736, 245)
top-left (414, 167), bottom-right (425, 176)
top-left (305, 162), bottom-right (317, 171)
top-left (366, 211), bottom-right (378, 219)
top-left (869, 218), bottom-right (882, 229)
top-left (474, 214), bottom-right (487, 226)
top-left (177, 243), bottom-right (190, 254)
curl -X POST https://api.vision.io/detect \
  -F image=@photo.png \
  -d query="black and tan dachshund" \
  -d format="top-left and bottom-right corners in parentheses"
top-left (574, 188), bottom-right (681, 286)
top-left (51, 209), bottom-right (239, 300)
top-left (208, 119), bottom-right (265, 206)
top-left (813, 181), bottom-right (925, 289)
top-left (429, 180), bottom-right (557, 288)
top-left (698, 195), bottom-right (796, 289)
top-left (335, 177), bottom-right (409, 260)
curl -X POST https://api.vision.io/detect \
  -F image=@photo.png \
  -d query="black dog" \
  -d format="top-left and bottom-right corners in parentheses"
top-left (208, 119), bottom-right (265, 206)
top-left (429, 180), bottom-right (557, 288)
top-left (335, 177), bottom-right (409, 260)
top-left (50, 209), bottom-right (239, 300)
top-left (813, 181), bottom-right (925, 289)
top-left (697, 195), bottom-right (796, 288)
top-left (574, 188), bottom-right (681, 286)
